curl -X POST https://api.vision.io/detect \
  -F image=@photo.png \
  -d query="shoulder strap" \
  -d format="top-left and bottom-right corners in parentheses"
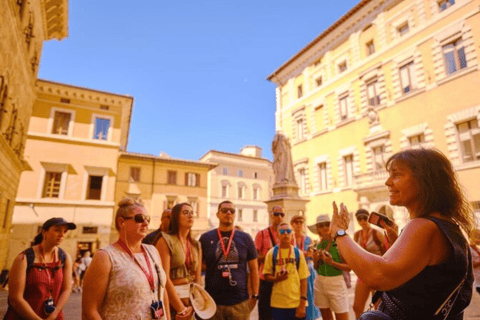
top-left (272, 245), bottom-right (279, 271)
top-left (267, 228), bottom-right (276, 248)
top-left (294, 247), bottom-right (300, 270)
top-left (24, 248), bottom-right (35, 274)
top-left (354, 231), bottom-right (360, 243)
top-left (58, 247), bottom-right (66, 268)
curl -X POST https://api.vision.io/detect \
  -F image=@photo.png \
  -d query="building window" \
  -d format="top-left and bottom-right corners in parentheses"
top-left (253, 187), bottom-right (259, 200)
top-left (186, 173), bottom-right (200, 187)
top-left (167, 171), bottom-right (177, 185)
top-left (373, 146), bottom-right (386, 171)
top-left (254, 172), bottom-right (258, 179)
top-left (238, 209), bottom-right (243, 222)
top-left (298, 169), bottom-right (307, 194)
top-left (397, 23), bottom-right (409, 37)
top-left (439, 0), bottom-right (455, 12)
top-left (339, 94), bottom-right (349, 120)
top-left (42, 172), bottom-right (62, 198)
top-left (318, 163), bottom-right (327, 191)
top-left (315, 77), bottom-right (323, 87)
top-left (409, 134), bottom-right (425, 149)
top-left (344, 155), bottom-right (354, 186)
top-left (52, 111), bottom-right (71, 135)
top-left (253, 210), bottom-right (258, 222)
top-left (297, 85), bottom-right (303, 98)
top-left (93, 116), bottom-right (111, 140)
top-left (238, 185), bottom-right (244, 199)
top-left (457, 119), bottom-right (480, 163)
top-left (130, 167), bottom-right (141, 182)
top-left (166, 196), bottom-right (177, 209)
top-left (443, 39), bottom-right (467, 75)
top-left (296, 118), bottom-right (304, 139)
top-left (188, 197), bottom-right (199, 217)
top-left (399, 62), bottom-right (417, 94)
top-left (237, 170), bottom-right (244, 177)
top-left (366, 40), bottom-right (375, 56)
top-left (82, 227), bottom-right (98, 234)
top-left (221, 184), bottom-right (229, 198)
top-left (366, 80), bottom-right (381, 107)
top-left (338, 61), bottom-right (347, 73)
top-left (222, 167), bottom-right (228, 175)
top-left (87, 175), bottom-right (103, 200)
top-left (3, 199), bottom-right (10, 228)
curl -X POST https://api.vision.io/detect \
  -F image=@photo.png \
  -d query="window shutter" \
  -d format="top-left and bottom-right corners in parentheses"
top-left (185, 173), bottom-right (188, 185)
top-left (196, 174), bottom-right (200, 187)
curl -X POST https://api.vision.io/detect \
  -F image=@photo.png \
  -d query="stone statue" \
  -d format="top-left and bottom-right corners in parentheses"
top-left (272, 132), bottom-right (296, 185)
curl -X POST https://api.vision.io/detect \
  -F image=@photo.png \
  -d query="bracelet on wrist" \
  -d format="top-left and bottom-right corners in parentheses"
top-left (178, 307), bottom-right (188, 315)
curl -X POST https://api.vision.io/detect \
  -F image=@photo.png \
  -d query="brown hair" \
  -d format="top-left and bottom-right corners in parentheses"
top-left (386, 148), bottom-right (475, 234)
top-left (114, 198), bottom-right (145, 231)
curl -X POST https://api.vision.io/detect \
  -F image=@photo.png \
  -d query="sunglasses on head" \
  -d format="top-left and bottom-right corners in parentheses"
top-left (357, 216), bottom-right (368, 221)
top-left (317, 222), bottom-right (330, 228)
top-left (220, 208), bottom-right (236, 214)
top-left (279, 229), bottom-right (292, 235)
top-left (273, 212), bottom-right (285, 218)
top-left (123, 213), bottom-right (151, 224)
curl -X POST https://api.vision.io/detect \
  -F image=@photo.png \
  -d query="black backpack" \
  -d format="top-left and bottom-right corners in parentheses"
top-left (24, 247), bottom-right (67, 274)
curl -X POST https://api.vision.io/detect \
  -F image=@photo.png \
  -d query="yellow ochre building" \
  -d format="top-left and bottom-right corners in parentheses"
top-left (267, 0), bottom-right (480, 230)
top-left (7, 79), bottom-right (133, 266)
top-left (0, 0), bottom-right (68, 271)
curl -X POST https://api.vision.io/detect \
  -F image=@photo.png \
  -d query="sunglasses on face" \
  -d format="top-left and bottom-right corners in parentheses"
top-left (292, 220), bottom-right (304, 224)
top-left (317, 222), bottom-right (330, 228)
top-left (273, 212), bottom-right (285, 218)
top-left (181, 210), bottom-right (195, 216)
top-left (357, 216), bottom-right (368, 222)
top-left (220, 208), bottom-right (236, 214)
top-left (279, 229), bottom-right (292, 235)
top-left (123, 214), bottom-right (151, 224)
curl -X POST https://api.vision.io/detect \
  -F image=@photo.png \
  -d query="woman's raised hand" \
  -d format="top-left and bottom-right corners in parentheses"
top-left (330, 201), bottom-right (350, 238)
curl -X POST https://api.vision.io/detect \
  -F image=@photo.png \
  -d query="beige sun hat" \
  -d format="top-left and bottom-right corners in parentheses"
top-left (307, 214), bottom-right (331, 234)
top-left (190, 282), bottom-right (217, 319)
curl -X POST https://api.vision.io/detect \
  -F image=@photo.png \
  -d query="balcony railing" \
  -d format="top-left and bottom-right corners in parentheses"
top-left (354, 169), bottom-right (389, 189)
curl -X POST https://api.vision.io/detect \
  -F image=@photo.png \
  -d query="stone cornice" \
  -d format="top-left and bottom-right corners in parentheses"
top-left (41, 0), bottom-right (69, 41)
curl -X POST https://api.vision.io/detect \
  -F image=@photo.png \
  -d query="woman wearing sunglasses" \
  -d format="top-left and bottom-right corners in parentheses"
top-left (82, 198), bottom-right (169, 320)
top-left (5, 217), bottom-right (75, 320)
top-left (156, 203), bottom-right (201, 319)
top-left (290, 215), bottom-right (319, 320)
top-left (308, 214), bottom-right (350, 320)
top-left (352, 209), bottom-right (386, 318)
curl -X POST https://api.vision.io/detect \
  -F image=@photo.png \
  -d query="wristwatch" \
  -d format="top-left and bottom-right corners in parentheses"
top-left (251, 294), bottom-right (260, 300)
top-left (333, 229), bottom-right (347, 241)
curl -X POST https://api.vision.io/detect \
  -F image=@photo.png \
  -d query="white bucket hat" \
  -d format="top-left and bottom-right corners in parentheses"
top-left (190, 282), bottom-right (217, 319)
top-left (307, 214), bottom-right (331, 234)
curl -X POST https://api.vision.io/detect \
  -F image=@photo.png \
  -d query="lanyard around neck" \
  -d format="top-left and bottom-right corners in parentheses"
top-left (217, 228), bottom-right (235, 259)
top-left (117, 239), bottom-right (155, 292)
top-left (293, 234), bottom-right (305, 251)
top-left (39, 244), bottom-right (56, 294)
top-left (178, 236), bottom-right (191, 267)
top-left (278, 246), bottom-right (292, 269)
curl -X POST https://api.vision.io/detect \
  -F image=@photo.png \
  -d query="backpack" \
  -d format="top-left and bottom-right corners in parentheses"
top-left (24, 247), bottom-right (67, 274)
top-left (272, 245), bottom-right (300, 271)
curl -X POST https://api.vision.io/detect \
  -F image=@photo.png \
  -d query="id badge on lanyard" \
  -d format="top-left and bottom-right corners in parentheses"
top-left (150, 300), bottom-right (164, 319)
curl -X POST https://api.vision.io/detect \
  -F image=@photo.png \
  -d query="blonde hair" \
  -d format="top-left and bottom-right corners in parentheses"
top-left (115, 198), bottom-right (144, 231)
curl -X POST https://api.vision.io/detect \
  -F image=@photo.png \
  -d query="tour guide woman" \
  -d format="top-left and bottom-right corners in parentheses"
top-left (330, 148), bottom-right (474, 319)
top-left (5, 217), bottom-right (75, 320)
top-left (82, 198), bottom-right (169, 320)
top-left (156, 203), bottom-right (202, 319)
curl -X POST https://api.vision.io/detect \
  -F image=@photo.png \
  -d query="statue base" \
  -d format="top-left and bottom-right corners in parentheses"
top-left (265, 183), bottom-right (309, 225)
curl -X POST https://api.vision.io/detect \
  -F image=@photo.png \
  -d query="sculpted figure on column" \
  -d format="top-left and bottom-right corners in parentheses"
top-left (272, 132), bottom-right (296, 185)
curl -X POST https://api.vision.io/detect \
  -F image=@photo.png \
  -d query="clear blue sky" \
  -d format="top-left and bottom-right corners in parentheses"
top-left (39, 0), bottom-right (360, 161)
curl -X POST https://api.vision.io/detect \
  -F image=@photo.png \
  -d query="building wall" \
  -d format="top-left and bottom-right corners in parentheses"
top-left (270, 0), bottom-right (480, 231)
top-left (0, 0), bottom-right (68, 271)
top-left (200, 149), bottom-right (273, 237)
top-left (8, 80), bottom-right (133, 267)
top-left (114, 154), bottom-right (215, 241)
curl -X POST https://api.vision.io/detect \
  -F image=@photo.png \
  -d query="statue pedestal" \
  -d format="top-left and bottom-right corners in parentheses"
top-left (265, 183), bottom-right (309, 225)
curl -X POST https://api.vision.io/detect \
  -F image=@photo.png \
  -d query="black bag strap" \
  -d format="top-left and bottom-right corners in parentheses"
top-left (25, 247), bottom-right (66, 274)
top-left (267, 227), bottom-right (276, 247)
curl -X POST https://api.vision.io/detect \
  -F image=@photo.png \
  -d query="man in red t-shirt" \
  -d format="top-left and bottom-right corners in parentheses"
top-left (255, 205), bottom-right (285, 320)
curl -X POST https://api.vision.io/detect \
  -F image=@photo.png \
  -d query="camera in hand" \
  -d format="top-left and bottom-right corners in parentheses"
top-left (368, 212), bottom-right (393, 228)
top-left (43, 297), bottom-right (56, 315)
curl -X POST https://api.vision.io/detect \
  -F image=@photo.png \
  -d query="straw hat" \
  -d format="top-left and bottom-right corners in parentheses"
top-left (190, 282), bottom-right (217, 319)
top-left (290, 215), bottom-right (305, 225)
top-left (307, 214), bottom-right (331, 234)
